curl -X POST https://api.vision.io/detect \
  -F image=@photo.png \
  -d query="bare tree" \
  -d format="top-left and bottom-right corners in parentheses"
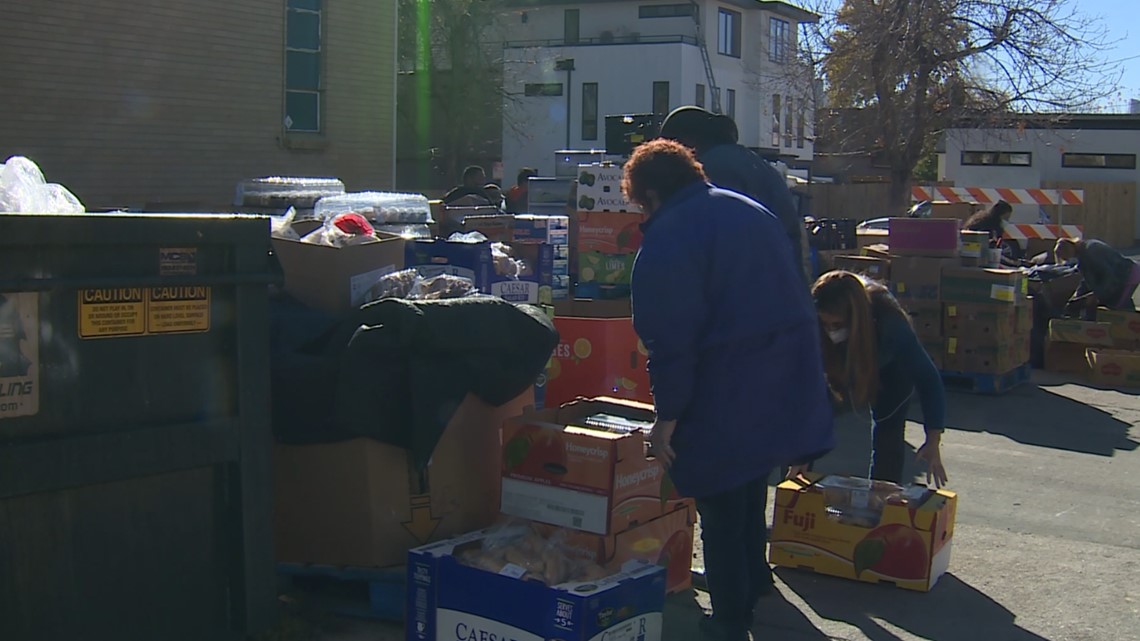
top-left (810, 0), bottom-right (1118, 208)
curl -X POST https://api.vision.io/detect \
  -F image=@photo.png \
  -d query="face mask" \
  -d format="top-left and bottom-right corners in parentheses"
top-left (828, 328), bottom-right (849, 344)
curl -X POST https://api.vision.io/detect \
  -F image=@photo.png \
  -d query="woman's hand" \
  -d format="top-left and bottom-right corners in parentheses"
top-left (915, 431), bottom-right (948, 488)
top-left (648, 419), bottom-right (677, 467)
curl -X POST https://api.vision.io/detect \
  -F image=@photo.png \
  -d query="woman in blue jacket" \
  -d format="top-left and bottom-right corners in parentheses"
top-left (624, 139), bottom-right (835, 641)
top-left (808, 271), bottom-right (948, 487)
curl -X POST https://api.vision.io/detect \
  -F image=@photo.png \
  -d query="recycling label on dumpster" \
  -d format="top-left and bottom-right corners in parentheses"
top-left (0, 292), bottom-right (39, 419)
top-left (78, 287), bottom-right (211, 339)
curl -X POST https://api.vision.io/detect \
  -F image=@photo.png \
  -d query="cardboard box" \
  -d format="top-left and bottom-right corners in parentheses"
top-left (463, 214), bottom-right (571, 246)
top-left (856, 228), bottom-right (890, 250)
top-left (272, 232), bottom-right (406, 313)
top-left (500, 397), bottom-right (687, 536)
top-left (575, 211), bottom-right (646, 255)
top-left (546, 315), bottom-right (650, 407)
top-left (921, 338), bottom-right (945, 370)
top-left (407, 531), bottom-right (667, 641)
top-left (1044, 340), bottom-right (1092, 377)
top-left (944, 303), bottom-right (1030, 341)
top-left (406, 238), bottom-right (556, 304)
top-left (273, 389), bottom-right (534, 569)
top-left (553, 297), bottom-right (632, 318)
top-left (944, 334), bottom-right (1030, 374)
top-left (941, 267), bottom-right (1028, 305)
top-left (1086, 349), bottom-right (1140, 388)
top-left (544, 501), bottom-right (697, 595)
top-left (889, 218), bottom-right (961, 257)
top-left (890, 257), bottom-right (958, 302)
top-left (1047, 319), bottom-right (1114, 346)
top-left (832, 255), bottom-right (891, 281)
top-left (959, 230), bottom-right (989, 260)
top-left (769, 475), bottom-right (957, 592)
top-left (903, 301), bottom-right (943, 340)
top-left (576, 163), bottom-right (637, 212)
top-left (930, 201), bottom-right (980, 222)
top-left (1029, 272), bottom-right (1082, 312)
top-left (1097, 308), bottom-right (1140, 344)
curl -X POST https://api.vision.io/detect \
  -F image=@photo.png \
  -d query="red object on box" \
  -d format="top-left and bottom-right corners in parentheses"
top-left (546, 316), bottom-right (651, 407)
top-left (889, 218), bottom-right (961, 257)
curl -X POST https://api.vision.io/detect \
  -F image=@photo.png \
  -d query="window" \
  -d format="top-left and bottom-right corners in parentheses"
top-left (564, 9), bottom-right (580, 44)
top-left (1062, 153), bottom-right (1137, 169)
top-left (769, 18), bottom-right (790, 63)
top-left (695, 84), bottom-right (706, 108)
top-left (784, 97), bottom-right (794, 147)
top-left (961, 151), bottom-right (1032, 166)
top-left (582, 82), bottom-right (598, 141)
top-left (639, 3), bottom-right (695, 18)
top-left (796, 98), bottom-right (805, 148)
top-left (726, 89), bottom-right (736, 120)
top-left (653, 81), bottom-right (670, 115)
top-left (771, 94), bottom-right (781, 147)
top-left (285, 0), bottom-right (322, 133)
top-left (712, 87), bottom-right (721, 114)
top-left (525, 83), bottom-right (564, 97)
top-left (718, 9), bottom-right (741, 57)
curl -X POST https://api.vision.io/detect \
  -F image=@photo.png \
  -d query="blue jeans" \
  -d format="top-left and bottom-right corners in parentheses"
top-left (695, 475), bottom-right (773, 636)
top-left (871, 395), bottom-right (912, 483)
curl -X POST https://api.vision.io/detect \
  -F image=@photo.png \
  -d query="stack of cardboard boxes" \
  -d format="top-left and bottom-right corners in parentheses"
top-left (546, 163), bottom-right (651, 407)
top-left (1046, 308), bottom-right (1140, 388)
top-left (407, 396), bottom-right (691, 641)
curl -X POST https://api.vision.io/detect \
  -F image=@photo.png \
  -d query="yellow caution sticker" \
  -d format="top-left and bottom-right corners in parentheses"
top-left (78, 289), bottom-right (147, 338)
top-left (947, 305), bottom-right (957, 317)
top-left (948, 337), bottom-right (958, 354)
top-left (148, 286), bottom-right (210, 334)
top-left (897, 282), bottom-right (907, 293)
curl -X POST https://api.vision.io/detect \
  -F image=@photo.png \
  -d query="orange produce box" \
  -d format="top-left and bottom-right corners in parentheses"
top-left (576, 211), bottom-right (647, 255)
top-left (546, 316), bottom-right (651, 407)
top-left (769, 474), bottom-right (957, 592)
top-left (542, 500), bottom-right (696, 594)
top-left (499, 397), bottom-right (686, 536)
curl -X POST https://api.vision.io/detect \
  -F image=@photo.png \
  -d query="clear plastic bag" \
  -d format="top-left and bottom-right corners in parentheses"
top-left (300, 212), bottom-right (376, 247)
top-left (368, 269), bottom-right (477, 302)
top-left (0, 156), bottom-right (85, 213)
top-left (271, 207), bottom-right (301, 240)
top-left (817, 476), bottom-right (904, 527)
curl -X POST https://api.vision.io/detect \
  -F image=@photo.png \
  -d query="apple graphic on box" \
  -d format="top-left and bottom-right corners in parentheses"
top-left (853, 523), bottom-right (929, 581)
top-left (504, 424), bottom-right (568, 479)
top-left (616, 222), bottom-right (643, 251)
top-left (656, 529), bottom-right (693, 588)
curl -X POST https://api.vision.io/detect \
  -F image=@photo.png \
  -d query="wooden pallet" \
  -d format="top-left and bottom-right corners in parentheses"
top-left (940, 363), bottom-right (1031, 395)
top-left (277, 563), bottom-right (404, 622)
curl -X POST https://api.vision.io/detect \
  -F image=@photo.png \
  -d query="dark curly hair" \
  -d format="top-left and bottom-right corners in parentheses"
top-left (620, 139), bottom-right (708, 212)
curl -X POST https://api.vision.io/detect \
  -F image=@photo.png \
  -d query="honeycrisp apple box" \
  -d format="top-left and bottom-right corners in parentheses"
top-left (406, 529), bottom-right (667, 641)
top-left (500, 397), bottom-right (687, 536)
top-left (769, 474), bottom-right (958, 592)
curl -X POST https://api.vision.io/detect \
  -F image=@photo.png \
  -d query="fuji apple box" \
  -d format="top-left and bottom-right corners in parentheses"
top-left (499, 397), bottom-right (687, 536)
top-left (546, 315), bottom-right (650, 407)
top-left (769, 474), bottom-right (957, 592)
top-left (540, 501), bottom-right (697, 594)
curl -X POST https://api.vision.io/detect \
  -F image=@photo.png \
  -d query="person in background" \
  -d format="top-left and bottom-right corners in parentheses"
top-left (658, 106), bottom-right (806, 281)
top-left (483, 183), bottom-right (506, 211)
top-left (964, 199), bottom-right (1013, 243)
top-left (1056, 237), bottom-right (1140, 318)
top-left (625, 139), bottom-right (834, 641)
top-left (442, 165), bottom-right (493, 205)
top-left (505, 167), bottom-right (537, 213)
top-left (801, 271), bottom-right (948, 488)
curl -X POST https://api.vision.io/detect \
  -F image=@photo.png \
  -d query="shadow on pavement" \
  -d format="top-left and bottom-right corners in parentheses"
top-left (662, 589), bottom-right (831, 641)
top-left (777, 569), bottom-right (1052, 641)
top-left (941, 383), bottom-right (1138, 457)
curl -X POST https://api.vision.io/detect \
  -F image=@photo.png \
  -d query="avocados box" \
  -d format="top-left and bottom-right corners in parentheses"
top-left (944, 302), bottom-right (1032, 341)
top-left (941, 267), bottom-right (1028, 306)
top-left (769, 474), bottom-right (957, 592)
top-left (406, 530), bottom-right (666, 641)
top-left (890, 257), bottom-right (958, 302)
top-left (1047, 319), bottom-right (1115, 347)
top-left (499, 397), bottom-right (687, 537)
top-left (540, 501), bottom-right (697, 595)
top-left (1086, 349), bottom-right (1140, 389)
top-left (576, 163), bottom-right (637, 212)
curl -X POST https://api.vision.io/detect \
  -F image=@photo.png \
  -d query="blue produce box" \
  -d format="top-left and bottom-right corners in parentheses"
top-left (407, 529), bottom-right (666, 641)
top-left (406, 239), bottom-right (556, 304)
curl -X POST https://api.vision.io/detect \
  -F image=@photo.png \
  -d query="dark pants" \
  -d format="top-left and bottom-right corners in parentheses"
top-left (870, 396), bottom-right (912, 484)
top-left (695, 475), bottom-right (773, 636)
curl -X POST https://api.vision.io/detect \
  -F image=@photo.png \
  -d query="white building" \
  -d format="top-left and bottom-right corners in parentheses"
top-left (498, 0), bottom-right (817, 183)
top-left (939, 115), bottom-right (1140, 241)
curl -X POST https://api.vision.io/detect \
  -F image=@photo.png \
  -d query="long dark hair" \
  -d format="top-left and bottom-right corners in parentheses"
top-left (965, 199), bottom-right (1012, 231)
top-left (811, 271), bottom-right (910, 407)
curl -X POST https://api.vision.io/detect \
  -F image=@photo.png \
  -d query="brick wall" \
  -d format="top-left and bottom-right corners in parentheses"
top-left (0, 0), bottom-right (395, 211)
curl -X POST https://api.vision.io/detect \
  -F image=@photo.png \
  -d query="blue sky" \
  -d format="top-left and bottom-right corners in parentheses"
top-left (1084, 0), bottom-right (1140, 110)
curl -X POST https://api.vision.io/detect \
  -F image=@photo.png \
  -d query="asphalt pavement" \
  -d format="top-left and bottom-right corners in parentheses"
top-left (278, 369), bottom-right (1140, 641)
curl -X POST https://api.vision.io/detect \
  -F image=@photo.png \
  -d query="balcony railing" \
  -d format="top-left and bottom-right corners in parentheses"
top-left (504, 34), bottom-right (699, 49)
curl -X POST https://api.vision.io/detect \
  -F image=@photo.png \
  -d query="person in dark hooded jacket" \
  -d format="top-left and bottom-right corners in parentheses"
top-left (659, 106), bottom-right (805, 280)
